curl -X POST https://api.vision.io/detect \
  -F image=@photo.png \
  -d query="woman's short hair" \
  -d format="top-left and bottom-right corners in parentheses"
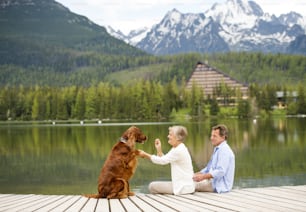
top-left (169, 126), bottom-right (188, 142)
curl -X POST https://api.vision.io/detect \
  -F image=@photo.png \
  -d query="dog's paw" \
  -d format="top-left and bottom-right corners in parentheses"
top-left (135, 149), bottom-right (140, 155)
top-left (128, 191), bottom-right (135, 196)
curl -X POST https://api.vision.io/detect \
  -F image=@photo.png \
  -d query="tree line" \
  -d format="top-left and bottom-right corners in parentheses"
top-left (1, 79), bottom-right (306, 121)
top-left (1, 52), bottom-right (305, 87)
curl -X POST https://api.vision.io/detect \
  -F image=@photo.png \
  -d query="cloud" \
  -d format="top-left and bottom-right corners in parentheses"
top-left (255, 0), bottom-right (306, 16)
top-left (58, 0), bottom-right (306, 33)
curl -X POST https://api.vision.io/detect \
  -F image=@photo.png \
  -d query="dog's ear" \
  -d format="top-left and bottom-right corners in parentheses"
top-left (122, 126), bottom-right (144, 141)
top-left (122, 126), bottom-right (135, 140)
top-left (121, 131), bottom-right (129, 140)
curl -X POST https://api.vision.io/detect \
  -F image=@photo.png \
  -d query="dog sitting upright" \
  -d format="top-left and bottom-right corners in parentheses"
top-left (85, 126), bottom-right (147, 199)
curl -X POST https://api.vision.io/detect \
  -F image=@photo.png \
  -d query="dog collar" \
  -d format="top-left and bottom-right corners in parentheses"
top-left (120, 137), bottom-right (127, 143)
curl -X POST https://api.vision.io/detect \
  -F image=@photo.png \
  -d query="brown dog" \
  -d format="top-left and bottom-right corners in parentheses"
top-left (84, 126), bottom-right (147, 199)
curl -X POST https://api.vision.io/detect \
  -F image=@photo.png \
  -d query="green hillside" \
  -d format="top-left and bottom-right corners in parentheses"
top-left (0, 0), bottom-right (305, 87)
top-left (0, 0), bottom-right (143, 53)
top-left (0, 0), bottom-right (146, 78)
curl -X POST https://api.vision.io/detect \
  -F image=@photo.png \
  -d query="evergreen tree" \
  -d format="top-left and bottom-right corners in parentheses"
top-left (85, 86), bottom-right (98, 119)
top-left (210, 97), bottom-right (219, 116)
top-left (96, 82), bottom-right (111, 119)
top-left (56, 92), bottom-right (68, 120)
top-left (31, 86), bottom-right (46, 120)
top-left (162, 78), bottom-right (180, 118)
top-left (237, 99), bottom-right (251, 118)
top-left (297, 84), bottom-right (306, 114)
top-left (189, 82), bottom-right (203, 117)
top-left (31, 93), bottom-right (40, 120)
top-left (74, 88), bottom-right (86, 120)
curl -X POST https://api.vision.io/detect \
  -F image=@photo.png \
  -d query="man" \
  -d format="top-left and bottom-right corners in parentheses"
top-left (193, 124), bottom-right (235, 193)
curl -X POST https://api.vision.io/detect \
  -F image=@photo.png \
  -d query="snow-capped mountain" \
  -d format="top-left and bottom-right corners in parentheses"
top-left (107, 26), bottom-right (150, 45)
top-left (287, 34), bottom-right (306, 54)
top-left (206, 0), bottom-right (305, 52)
top-left (136, 9), bottom-right (229, 55)
top-left (109, 0), bottom-right (306, 55)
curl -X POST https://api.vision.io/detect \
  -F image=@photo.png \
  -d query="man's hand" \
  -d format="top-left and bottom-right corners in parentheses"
top-left (193, 172), bottom-right (213, 182)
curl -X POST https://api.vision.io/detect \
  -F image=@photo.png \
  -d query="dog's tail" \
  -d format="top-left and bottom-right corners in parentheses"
top-left (83, 193), bottom-right (103, 199)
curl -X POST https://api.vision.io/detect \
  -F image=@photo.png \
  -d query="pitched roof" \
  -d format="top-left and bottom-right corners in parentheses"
top-left (186, 62), bottom-right (248, 97)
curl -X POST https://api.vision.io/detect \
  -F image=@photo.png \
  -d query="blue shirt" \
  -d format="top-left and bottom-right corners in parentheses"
top-left (200, 141), bottom-right (235, 193)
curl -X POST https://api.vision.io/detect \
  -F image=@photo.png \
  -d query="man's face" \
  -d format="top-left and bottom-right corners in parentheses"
top-left (210, 129), bottom-right (225, 147)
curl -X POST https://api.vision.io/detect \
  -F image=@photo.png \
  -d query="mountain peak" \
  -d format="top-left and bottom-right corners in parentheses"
top-left (226, 0), bottom-right (263, 16)
top-left (207, 0), bottom-right (263, 27)
top-left (136, 9), bottom-right (229, 55)
top-left (164, 8), bottom-right (183, 24)
top-left (108, 0), bottom-right (306, 55)
top-left (279, 12), bottom-right (306, 30)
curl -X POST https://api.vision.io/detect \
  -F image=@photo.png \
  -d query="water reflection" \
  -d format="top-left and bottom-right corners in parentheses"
top-left (0, 118), bottom-right (305, 195)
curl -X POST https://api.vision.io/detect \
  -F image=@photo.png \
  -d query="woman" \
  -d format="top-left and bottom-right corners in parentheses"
top-left (139, 126), bottom-right (195, 195)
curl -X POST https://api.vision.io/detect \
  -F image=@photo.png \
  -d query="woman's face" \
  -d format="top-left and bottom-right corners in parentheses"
top-left (167, 129), bottom-right (180, 147)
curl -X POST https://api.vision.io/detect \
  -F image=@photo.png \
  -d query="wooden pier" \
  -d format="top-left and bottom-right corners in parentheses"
top-left (0, 185), bottom-right (305, 211)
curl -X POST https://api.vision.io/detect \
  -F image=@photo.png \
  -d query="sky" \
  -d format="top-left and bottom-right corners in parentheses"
top-left (56, 0), bottom-right (306, 34)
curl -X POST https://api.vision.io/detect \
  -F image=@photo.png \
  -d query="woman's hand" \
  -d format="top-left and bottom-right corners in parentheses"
top-left (155, 139), bottom-right (161, 149)
top-left (155, 139), bottom-right (163, 156)
top-left (138, 150), bottom-right (151, 159)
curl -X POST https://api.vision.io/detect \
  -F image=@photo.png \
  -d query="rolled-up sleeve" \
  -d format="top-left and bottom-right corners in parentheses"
top-left (202, 142), bottom-right (235, 193)
top-left (209, 152), bottom-right (229, 179)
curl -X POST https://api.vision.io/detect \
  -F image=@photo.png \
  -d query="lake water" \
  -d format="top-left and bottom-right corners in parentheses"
top-left (0, 118), bottom-right (305, 195)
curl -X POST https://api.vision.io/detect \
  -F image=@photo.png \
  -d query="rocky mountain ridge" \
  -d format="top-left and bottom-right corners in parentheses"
top-left (108, 0), bottom-right (306, 55)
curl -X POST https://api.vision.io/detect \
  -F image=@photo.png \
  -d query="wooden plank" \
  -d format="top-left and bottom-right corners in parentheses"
top-left (286, 185), bottom-right (306, 192)
top-left (80, 197), bottom-right (98, 212)
top-left (194, 192), bottom-right (249, 211)
top-left (2, 195), bottom-right (53, 212)
top-left (227, 190), bottom-right (290, 212)
top-left (19, 195), bottom-right (64, 212)
top-left (130, 195), bottom-right (159, 212)
top-left (0, 194), bottom-right (33, 206)
top-left (234, 189), bottom-right (306, 211)
top-left (65, 196), bottom-right (89, 212)
top-left (160, 194), bottom-right (214, 211)
top-left (248, 187), bottom-right (306, 205)
top-left (18, 195), bottom-right (60, 211)
top-left (95, 198), bottom-right (110, 212)
top-left (208, 192), bottom-right (279, 211)
top-left (36, 195), bottom-right (75, 211)
top-left (166, 194), bottom-right (232, 212)
top-left (137, 194), bottom-right (177, 212)
top-left (1, 185), bottom-right (306, 212)
top-left (150, 195), bottom-right (200, 211)
top-left (109, 199), bottom-right (125, 212)
top-left (119, 197), bottom-right (142, 212)
top-left (0, 194), bottom-right (13, 200)
top-left (0, 195), bottom-right (46, 211)
top-left (0, 194), bottom-right (34, 210)
top-left (260, 187), bottom-right (306, 202)
top-left (270, 186), bottom-right (306, 196)
top-left (49, 195), bottom-right (81, 212)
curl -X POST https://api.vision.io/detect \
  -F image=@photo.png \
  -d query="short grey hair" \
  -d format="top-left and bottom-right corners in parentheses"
top-left (169, 126), bottom-right (188, 142)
